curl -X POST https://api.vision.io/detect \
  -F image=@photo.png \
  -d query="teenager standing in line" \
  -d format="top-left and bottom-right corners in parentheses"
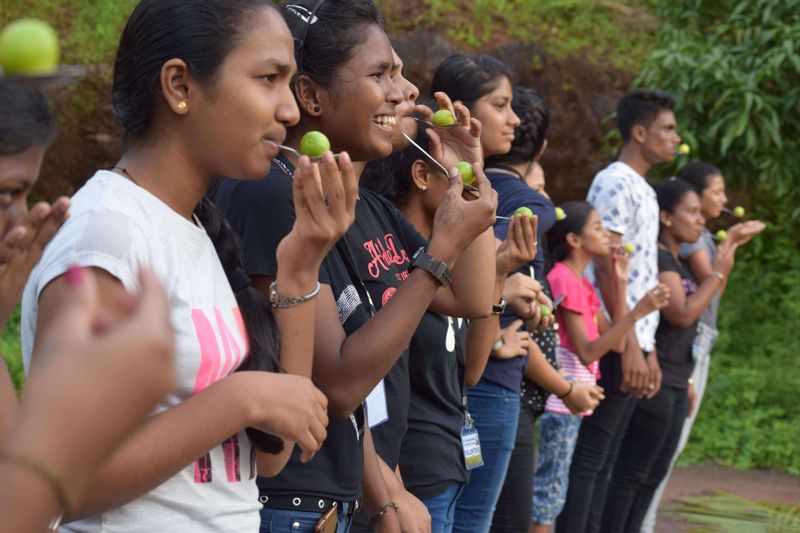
top-left (639, 163), bottom-right (764, 532)
top-left (558, 88), bottom-right (680, 533)
top-left (601, 178), bottom-right (736, 532)
top-left (431, 57), bottom-right (602, 533)
top-left (215, 2), bottom-right (498, 531)
top-left (22, 2), bottom-right (344, 530)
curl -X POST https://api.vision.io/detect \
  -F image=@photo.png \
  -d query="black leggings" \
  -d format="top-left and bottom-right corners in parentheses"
top-left (601, 384), bottom-right (689, 532)
top-left (490, 404), bottom-right (539, 533)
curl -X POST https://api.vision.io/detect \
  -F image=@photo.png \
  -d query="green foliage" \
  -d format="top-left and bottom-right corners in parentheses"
top-left (1, 306), bottom-right (24, 394)
top-left (639, 0), bottom-right (800, 473)
top-left (383, 0), bottom-right (658, 71)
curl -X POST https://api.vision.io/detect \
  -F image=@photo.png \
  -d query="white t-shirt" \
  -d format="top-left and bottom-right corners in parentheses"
top-left (21, 171), bottom-right (259, 532)
top-left (586, 161), bottom-right (660, 352)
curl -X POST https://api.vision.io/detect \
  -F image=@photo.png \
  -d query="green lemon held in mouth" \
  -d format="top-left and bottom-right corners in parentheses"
top-left (0, 18), bottom-right (60, 75)
top-left (539, 304), bottom-right (553, 318)
top-left (715, 229), bottom-right (728, 241)
top-left (733, 206), bottom-right (745, 217)
top-left (299, 131), bottom-right (331, 158)
top-left (514, 206), bottom-right (534, 218)
top-left (432, 109), bottom-right (456, 127)
top-left (677, 143), bottom-right (691, 155)
top-left (622, 243), bottom-right (635, 254)
top-left (554, 207), bottom-right (566, 220)
top-left (455, 162), bottom-right (475, 186)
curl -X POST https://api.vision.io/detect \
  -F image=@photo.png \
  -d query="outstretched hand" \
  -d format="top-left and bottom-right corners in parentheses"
top-left (0, 197), bottom-right (70, 326)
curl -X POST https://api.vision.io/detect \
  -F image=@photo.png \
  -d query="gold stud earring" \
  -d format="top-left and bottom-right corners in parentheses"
top-left (177, 101), bottom-right (187, 111)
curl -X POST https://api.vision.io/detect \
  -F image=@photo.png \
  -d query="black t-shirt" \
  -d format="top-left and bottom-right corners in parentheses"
top-left (399, 311), bottom-right (470, 500)
top-left (656, 248), bottom-right (698, 389)
top-left (216, 161), bottom-right (426, 497)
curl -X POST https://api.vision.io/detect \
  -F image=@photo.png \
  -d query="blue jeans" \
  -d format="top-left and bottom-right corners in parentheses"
top-left (422, 483), bottom-right (464, 533)
top-left (532, 411), bottom-right (582, 524)
top-left (453, 378), bottom-right (520, 533)
top-left (260, 501), bottom-right (354, 532)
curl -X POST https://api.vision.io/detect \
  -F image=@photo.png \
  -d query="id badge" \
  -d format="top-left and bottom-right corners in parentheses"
top-left (461, 423), bottom-right (484, 470)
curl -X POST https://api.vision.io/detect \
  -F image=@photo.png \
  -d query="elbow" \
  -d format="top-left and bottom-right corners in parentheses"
top-left (464, 370), bottom-right (481, 388)
top-left (257, 455), bottom-right (290, 478)
top-left (326, 388), bottom-right (361, 419)
top-left (576, 352), bottom-right (594, 367)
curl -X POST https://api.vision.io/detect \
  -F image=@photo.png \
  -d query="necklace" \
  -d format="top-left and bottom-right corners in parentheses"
top-left (110, 165), bottom-right (139, 186)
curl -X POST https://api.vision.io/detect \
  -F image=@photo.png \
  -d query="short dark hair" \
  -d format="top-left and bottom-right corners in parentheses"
top-left (654, 178), bottom-right (696, 214)
top-left (430, 54), bottom-right (513, 110)
top-left (486, 86), bottom-right (548, 167)
top-left (0, 81), bottom-right (55, 155)
top-left (282, 0), bottom-right (381, 89)
top-left (677, 161), bottom-right (722, 195)
top-left (617, 88), bottom-right (676, 143)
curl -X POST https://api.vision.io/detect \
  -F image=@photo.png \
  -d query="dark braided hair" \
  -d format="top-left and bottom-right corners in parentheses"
top-left (0, 81), bottom-right (55, 155)
top-left (677, 161), bottom-right (722, 195)
top-left (113, 0), bottom-right (284, 453)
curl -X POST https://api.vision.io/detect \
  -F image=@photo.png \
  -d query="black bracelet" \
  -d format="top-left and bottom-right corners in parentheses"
top-left (557, 381), bottom-right (574, 399)
top-left (369, 501), bottom-right (399, 527)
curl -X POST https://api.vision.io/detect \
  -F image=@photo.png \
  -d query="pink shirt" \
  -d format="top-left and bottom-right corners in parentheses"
top-left (545, 262), bottom-right (602, 416)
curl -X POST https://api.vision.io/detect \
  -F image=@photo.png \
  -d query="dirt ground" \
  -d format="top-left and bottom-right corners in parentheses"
top-left (654, 465), bottom-right (800, 532)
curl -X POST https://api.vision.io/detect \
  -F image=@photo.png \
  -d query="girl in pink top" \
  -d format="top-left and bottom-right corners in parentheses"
top-left (531, 201), bottom-right (668, 531)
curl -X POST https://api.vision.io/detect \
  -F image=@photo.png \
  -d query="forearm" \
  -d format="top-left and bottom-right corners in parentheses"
top-left (464, 276), bottom-right (504, 387)
top-left (0, 361), bottom-right (18, 444)
top-left (581, 313), bottom-right (636, 365)
top-left (524, 349), bottom-right (571, 397)
top-left (361, 428), bottom-right (393, 517)
top-left (70, 373), bottom-right (255, 519)
top-left (316, 270), bottom-right (442, 416)
top-left (664, 277), bottom-right (722, 327)
top-left (430, 227), bottom-right (496, 318)
top-left (0, 463), bottom-right (63, 533)
top-left (273, 268), bottom-right (320, 378)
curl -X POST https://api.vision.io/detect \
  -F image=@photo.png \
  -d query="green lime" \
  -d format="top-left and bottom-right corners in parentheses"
top-left (677, 143), bottom-right (691, 155)
top-left (299, 131), bottom-right (331, 158)
top-left (455, 161), bottom-right (475, 186)
top-left (733, 206), bottom-right (745, 217)
top-left (432, 109), bottom-right (455, 127)
top-left (0, 18), bottom-right (60, 75)
top-left (622, 243), bottom-right (635, 254)
top-left (715, 229), bottom-right (728, 241)
top-left (514, 206), bottom-right (534, 218)
top-left (539, 304), bottom-right (553, 318)
top-left (554, 206), bottom-right (566, 220)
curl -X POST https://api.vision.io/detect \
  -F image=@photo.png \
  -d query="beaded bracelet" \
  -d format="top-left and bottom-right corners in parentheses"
top-left (369, 501), bottom-right (399, 527)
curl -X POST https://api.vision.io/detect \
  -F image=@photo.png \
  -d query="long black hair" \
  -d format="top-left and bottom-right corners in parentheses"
top-left (281, 0), bottom-right (381, 90)
top-left (113, 0), bottom-right (284, 453)
top-left (430, 54), bottom-right (513, 109)
top-left (546, 201), bottom-right (595, 264)
top-left (654, 178), bottom-right (696, 215)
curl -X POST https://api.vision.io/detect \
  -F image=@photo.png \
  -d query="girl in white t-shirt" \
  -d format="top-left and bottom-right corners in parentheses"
top-left (530, 201), bottom-right (669, 532)
top-left (21, 1), bottom-right (358, 532)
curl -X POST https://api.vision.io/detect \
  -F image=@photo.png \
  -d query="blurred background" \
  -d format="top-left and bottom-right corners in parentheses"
top-left (2, 1), bottom-right (798, 528)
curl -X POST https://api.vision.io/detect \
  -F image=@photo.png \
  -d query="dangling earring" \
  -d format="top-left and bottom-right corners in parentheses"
top-left (177, 101), bottom-right (187, 112)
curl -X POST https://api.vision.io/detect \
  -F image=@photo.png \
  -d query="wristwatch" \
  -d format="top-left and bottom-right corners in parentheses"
top-left (409, 247), bottom-right (453, 287)
top-left (492, 295), bottom-right (507, 315)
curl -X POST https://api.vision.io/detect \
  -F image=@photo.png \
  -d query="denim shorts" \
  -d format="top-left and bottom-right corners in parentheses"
top-left (531, 411), bottom-right (582, 524)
